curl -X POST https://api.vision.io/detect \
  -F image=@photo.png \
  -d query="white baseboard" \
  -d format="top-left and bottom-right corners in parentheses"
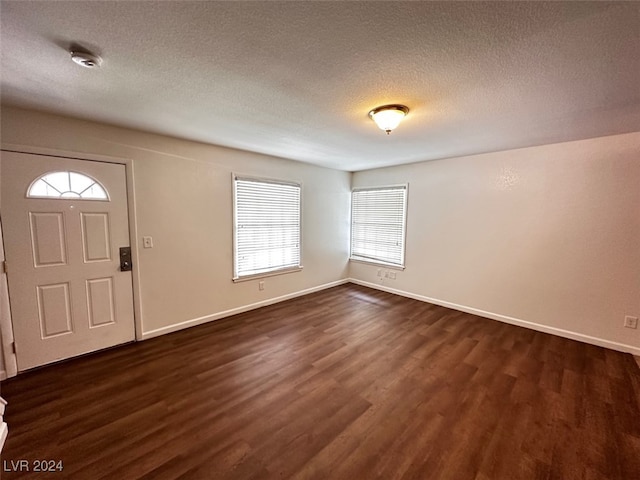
top-left (141, 279), bottom-right (349, 340)
top-left (141, 277), bottom-right (640, 356)
top-left (348, 278), bottom-right (640, 356)
top-left (0, 370), bottom-right (6, 381)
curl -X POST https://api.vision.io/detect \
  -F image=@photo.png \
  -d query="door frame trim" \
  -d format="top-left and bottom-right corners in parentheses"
top-left (0, 144), bottom-right (144, 358)
top-left (0, 217), bottom-right (18, 379)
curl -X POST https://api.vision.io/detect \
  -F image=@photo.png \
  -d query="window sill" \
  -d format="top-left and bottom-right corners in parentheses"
top-left (349, 258), bottom-right (405, 270)
top-left (232, 266), bottom-right (303, 283)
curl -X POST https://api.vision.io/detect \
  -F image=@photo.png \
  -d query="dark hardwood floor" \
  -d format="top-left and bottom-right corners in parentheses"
top-left (1, 284), bottom-right (639, 479)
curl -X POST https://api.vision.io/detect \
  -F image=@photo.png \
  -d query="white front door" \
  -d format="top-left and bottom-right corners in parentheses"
top-left (1, 151), bottom-right (135, 371)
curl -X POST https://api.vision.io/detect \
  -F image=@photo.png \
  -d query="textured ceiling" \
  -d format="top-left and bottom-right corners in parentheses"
top-left (1, 1), bottom-right (639, 171)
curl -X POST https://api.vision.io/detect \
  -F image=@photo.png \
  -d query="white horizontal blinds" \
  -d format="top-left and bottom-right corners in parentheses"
top-left (351, 186), bottom-right (407, 266)
top-left (234, 177), bottom-right (301, 278)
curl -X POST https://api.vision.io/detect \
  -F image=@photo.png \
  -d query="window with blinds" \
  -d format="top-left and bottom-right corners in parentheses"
top-left (233, 176), bottom-right (302, 280)
top-left (350, 185), bottom-right (407, 267)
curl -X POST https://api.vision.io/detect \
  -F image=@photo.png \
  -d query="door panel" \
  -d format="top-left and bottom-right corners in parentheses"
top-left (1, 151), bottom-right (135, 370)
top-left (29, 212), bottom-right (68, 266)
top-left (36, 283), bottom-right (73, 337)
top-left (81, 212), bottom-right (112, 262)
top-left (86, 277), bottom-right (116, 327)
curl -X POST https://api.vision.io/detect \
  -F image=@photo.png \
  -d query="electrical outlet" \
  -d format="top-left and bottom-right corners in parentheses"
top-left (389, 271), bottom-right (396, 280)
top-left (384, 271), bottom-right (389, 278)
top-left (259, 281), bottom-right (264, 291)
top-left (377, 269), bottom-right (382, 277)
top-left (624, 316), bottom-right (638, 329)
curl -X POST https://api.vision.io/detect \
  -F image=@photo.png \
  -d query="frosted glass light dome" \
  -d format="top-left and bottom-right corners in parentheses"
top-left (368, 105), bottom-right (409, 134)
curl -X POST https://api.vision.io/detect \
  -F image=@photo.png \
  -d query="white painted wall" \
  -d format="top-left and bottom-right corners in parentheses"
top-left (351, 132), bottom-right (640, 354)
top-left (2, 104), bottom-right (638, 362)
top-left (0, 106), bottom-right (351, 338)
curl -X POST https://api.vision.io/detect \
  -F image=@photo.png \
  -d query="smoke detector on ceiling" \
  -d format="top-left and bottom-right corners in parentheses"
top-left (70, 50), bottom-right (102, 68)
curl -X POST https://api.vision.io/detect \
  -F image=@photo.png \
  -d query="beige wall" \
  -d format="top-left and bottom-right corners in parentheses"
top-left (2, 104), bottom-right (638, 361)
top-left (0, 106), bottom-right (351, 339)
top-left (351, 132), bottom-right (640, 353)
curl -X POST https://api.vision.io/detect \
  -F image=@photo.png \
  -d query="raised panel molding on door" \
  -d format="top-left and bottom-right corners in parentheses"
top-left (1, 151), bottom-right (135, 370)
top-left (86, 277), bottom-right (116, 328)
top-left (36, 283), bottom-right (73, 337)
top-left (81, 212), bottom-right (112, 262)
top-left (29, 212), bottom-right (68, 267)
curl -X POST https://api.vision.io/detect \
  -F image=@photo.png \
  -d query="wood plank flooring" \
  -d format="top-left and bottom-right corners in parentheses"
top-left (1, 284), bottom-right (639, 479)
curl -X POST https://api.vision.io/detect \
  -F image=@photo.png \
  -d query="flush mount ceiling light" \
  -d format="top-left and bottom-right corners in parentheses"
top-left (368, 104), bottom-right (409, 134)
top-left (70, 50), bottom-right (102, 68)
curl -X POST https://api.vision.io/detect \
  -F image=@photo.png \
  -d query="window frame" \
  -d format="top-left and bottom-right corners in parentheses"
top-left (232, 174), bottom-right (303, 282)
top-left (26, 170), bottom-right (110, 201)
top-left (350, 184), bottom-right (408, 269)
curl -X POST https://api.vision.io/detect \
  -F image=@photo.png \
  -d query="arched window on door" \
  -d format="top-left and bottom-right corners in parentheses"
top-left (27, 171), bottom-right (109, 200)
